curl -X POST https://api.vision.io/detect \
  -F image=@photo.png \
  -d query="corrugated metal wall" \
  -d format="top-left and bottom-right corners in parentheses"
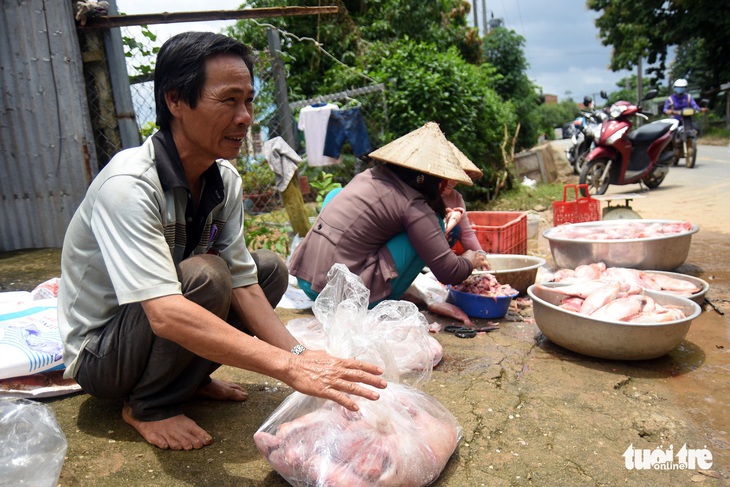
top-left (0, 0), bottom-right (98, 250)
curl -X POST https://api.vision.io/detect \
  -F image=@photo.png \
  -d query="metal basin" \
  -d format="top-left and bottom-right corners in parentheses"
top-left (528, 282), bottom-right (701, 360)
top-left (474, 254), bottom-right (546, 295)
top-left (643, 270), bottom-right (709, 305)
top-left (543, 220), bottom-right (699, 270)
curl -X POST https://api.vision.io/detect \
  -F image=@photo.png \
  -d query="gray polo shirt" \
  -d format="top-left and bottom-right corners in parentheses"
top-left (58, 130), bottom-right (257, 378)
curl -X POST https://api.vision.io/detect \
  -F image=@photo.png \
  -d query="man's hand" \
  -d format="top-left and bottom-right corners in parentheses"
top-left (284, 350), bottom-right (387, 411)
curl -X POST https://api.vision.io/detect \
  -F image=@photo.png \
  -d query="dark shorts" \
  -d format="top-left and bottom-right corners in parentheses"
top-left (323, 107), bottom-right (372, 158)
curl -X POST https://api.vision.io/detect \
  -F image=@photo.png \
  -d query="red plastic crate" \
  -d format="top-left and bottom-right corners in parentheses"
top-left (464, 211), bottom-right (528, 255)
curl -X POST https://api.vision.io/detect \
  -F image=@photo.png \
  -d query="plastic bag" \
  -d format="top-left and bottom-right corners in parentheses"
top-left (288, 264), bottom-right (439, 387)
top-left (0, 398), bottom-right (67, 487)
top-left (257, 264), bottom-right (461, 486)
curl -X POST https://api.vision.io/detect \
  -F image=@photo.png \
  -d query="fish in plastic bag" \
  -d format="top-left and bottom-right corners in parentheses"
top-left (255, 264), bottom-right (461, 486)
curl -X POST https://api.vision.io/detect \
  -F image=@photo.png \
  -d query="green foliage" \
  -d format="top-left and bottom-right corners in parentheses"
top-left (244, 215), bottom-right (290, 257)
top-left (368, 41), bottom-right (516, 171)
top-left (139, 121), bottom-right (158, 140)
top-left (587, 0), bottom-right (730, 91)
top-left (121, 25), bottom-right (160, 79)
top-left (481, 27), bottom-right (542, 151)
top-left (309, 171), bottom-right (342, 205)
top-left (238, 158), bottom-right (276, 192)
top-left (535, 101), bottom-right (583, 139)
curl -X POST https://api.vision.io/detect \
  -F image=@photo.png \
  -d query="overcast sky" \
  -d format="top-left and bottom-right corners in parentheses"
top-left (114, 0), bottom-right (655, 103)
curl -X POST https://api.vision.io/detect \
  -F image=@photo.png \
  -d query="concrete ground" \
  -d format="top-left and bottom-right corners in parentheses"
top-left (1, 145), bottom-right (727, 486)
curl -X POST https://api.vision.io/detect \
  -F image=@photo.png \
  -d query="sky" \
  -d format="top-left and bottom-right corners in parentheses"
top-left (114, 0), bottom-right (654, 104)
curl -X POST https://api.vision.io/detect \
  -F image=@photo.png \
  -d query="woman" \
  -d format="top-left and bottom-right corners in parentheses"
top-left (288, 122), bottom-right (490, 306)
top-left (441, 141), bottom-right (484, 252)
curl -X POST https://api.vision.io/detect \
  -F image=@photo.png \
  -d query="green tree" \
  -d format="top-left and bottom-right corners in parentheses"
top-left (587, 0), bottom-right (730, 92)
top-left (481, 27), bottom-right (541, 151)
top-left (535, 100), bottom-right (582, 139)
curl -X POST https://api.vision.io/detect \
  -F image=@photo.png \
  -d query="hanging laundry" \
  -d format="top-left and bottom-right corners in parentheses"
top-left (297, 103), bottom-right (342, 167)
top-left (323, 106), bottom-right (372, 158)
top-left (263, 136), bottom-right (302, 192)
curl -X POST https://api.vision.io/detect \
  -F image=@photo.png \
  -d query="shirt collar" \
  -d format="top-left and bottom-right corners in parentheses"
top-left (151, 129), bottom-right (225, 197)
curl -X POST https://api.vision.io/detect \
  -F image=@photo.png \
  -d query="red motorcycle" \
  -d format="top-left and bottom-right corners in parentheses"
top-left (579, 90), bottom-right (679, 195)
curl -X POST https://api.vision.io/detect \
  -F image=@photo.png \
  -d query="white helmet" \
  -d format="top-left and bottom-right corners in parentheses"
top-left (673, 79), bottom-right (688, 88)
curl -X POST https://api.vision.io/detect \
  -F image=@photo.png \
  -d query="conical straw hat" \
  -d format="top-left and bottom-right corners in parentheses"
top-left (447, 141), bottom-right (483, 179)
top-left (368, 122), bottom-right (472, 185)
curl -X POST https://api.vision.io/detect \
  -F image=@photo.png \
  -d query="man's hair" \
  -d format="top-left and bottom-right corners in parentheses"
top-left (154, 32), bottom-right (254, 130)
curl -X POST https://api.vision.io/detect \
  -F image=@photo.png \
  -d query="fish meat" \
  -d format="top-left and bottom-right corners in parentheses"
top-left (550, 264), bottom-right (701, 297)
top-left (255, 383), bottom-right (461, 486)
top-left (579, 282), bottom-right (620, 315)
top-left (590, 295), bottom-right (647, 322)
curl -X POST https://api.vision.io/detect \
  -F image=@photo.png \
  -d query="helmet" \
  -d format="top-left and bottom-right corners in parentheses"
top-left (673, 78), bottom-right (687, 94)
top-left (583, 96), bottom-right (593, 108)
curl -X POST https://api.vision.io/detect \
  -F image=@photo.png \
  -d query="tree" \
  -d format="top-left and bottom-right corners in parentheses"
top-left (587, 0), bottom-right (730, 92)
top-left (481, 27), bottom-right (541, 151)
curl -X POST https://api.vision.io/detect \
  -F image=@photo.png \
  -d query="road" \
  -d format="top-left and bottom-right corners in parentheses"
top-left (603, 143), bottom-right (730, 234)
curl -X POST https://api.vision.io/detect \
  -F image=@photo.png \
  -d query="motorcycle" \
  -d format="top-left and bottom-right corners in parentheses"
top-left (579, 90), bottom-right (679, 195)
top-left (566, 109), bottom-right (608, 175)
top-left (670, 107), bottom-right (699, 168)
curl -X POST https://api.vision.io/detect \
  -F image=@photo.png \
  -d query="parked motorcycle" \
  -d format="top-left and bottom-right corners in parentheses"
top-left (579, 90), bottom-right (679, 195)
top-left (566, 109), bottom-right (608, 175)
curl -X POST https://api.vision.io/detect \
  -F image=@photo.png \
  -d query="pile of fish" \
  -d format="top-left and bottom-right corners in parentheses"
top-left (550, 220), bottom-right (693, 240)
top-left (535, 280), bottom-right (688, 323)
top-left (452, 273), bottom-right (518, 298)
top-left (254, 384), bottom-right (461, 487)
top-left (549, 262), bottom-right (701, 297)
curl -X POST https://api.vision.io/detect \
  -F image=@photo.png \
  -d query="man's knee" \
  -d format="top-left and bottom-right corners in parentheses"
top-left (178, 254), bottom-right (232, 316)
top-left (251, 249), bottom-right (288, 308)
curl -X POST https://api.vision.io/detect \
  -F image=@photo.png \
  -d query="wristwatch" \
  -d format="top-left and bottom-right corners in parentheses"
top-left (290, 344), bottom-right (306, 355)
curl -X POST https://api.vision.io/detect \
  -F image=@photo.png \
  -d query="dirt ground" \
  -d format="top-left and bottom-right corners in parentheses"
top-left (1, 144), bottom-right (728, 486)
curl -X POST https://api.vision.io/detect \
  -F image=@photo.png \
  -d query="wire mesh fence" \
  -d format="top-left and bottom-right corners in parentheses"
top-left (108, 23), bottom-right (388, 252)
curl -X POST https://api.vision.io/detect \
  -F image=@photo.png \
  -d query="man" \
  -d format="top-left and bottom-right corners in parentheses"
top-left (663, 78), bottom-right (703, 120)
top-left (58, 32), bottom-right (386, 451)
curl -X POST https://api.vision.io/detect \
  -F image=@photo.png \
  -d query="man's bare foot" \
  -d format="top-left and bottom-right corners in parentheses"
top-left (196, 379), bottom-right (248, 401)
top-left (122, 405), bottom-right (213, 450)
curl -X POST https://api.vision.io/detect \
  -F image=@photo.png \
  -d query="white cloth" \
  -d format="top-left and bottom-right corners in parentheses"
top-left (263, 136), bottom-right (302, 192)
top-left (297, 103), bottom-right (341, 166)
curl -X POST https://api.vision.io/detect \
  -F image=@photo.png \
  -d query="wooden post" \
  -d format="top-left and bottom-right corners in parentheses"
top-left (267, 28), bottom-right (310, 237)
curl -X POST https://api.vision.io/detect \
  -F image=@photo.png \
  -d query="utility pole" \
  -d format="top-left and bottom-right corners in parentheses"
top-left (473, 0), bottom-right (478, 32)
top-left (482, 0), bottom-right (488, 33)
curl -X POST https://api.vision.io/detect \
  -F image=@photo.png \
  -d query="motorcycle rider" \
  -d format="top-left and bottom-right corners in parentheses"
top-left (663, 79), bottom-right (702, 120)
top-left (663, 78), bottom-right (706, 163)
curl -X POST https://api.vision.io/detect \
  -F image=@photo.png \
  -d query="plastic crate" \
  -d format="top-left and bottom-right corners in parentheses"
top-left (552, 184), bottom-right (600, 226)
top-left (463, 211), bottom-right (528, 255)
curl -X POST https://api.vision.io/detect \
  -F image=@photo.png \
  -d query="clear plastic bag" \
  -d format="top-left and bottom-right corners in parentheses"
top-left (0, 398), bottom-right (67, 487)
top-left (257, 264), bottom-right (461, 486)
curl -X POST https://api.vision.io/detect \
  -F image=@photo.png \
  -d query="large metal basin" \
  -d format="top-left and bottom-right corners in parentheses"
top-left (543, 219), bottom-right (699, 270)
top-left (474, 254), bottom-right (547, 295)
top-left (528, 282), bottom-right (701, 360)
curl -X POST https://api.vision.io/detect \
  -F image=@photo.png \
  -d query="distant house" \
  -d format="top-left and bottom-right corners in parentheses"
top-left (543, 94), bottom-right (558, 105)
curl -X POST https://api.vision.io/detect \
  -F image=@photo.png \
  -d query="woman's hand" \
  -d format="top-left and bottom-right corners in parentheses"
top-left (462, 249), bottom-right (491, 271)
top-left (284, 350), bottom-right (387, 411)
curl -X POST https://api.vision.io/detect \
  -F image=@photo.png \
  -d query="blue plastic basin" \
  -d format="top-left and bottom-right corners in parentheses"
top-left (448, 287), bottom-right (518, 319)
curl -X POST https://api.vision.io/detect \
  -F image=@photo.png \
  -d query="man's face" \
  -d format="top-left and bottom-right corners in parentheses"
top-left (173, 54), bottom-right (254, 162)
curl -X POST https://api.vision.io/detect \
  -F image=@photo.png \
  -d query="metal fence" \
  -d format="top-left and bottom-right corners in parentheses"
top-left (108, 22), bottom-right (388, 244)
